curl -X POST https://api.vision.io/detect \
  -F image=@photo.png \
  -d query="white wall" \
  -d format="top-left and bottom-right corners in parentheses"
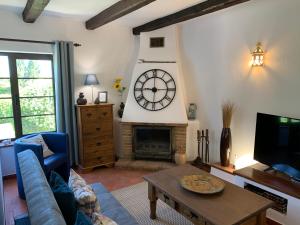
top-left (0, 9), bottom-right (137, 109)
top-left (179, 0), bottom-right (300, 166)
top-left (0, 9), bottom-right (138, 168)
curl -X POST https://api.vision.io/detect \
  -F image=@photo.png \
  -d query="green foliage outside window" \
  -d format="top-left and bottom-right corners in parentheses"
top-left (0, 56), bottom-right (56, 139)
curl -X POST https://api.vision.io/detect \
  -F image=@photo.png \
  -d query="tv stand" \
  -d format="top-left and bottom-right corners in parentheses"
top-left (234, 163), bottom-right (300, 225)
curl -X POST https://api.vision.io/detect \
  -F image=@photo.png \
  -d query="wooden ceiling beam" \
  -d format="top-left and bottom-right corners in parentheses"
top-left (86, 0), bottom-right (157, 30)
top-left (23, 0), bottom-right (50, 23)
top-left (133, 0), bottom-right (250, 35)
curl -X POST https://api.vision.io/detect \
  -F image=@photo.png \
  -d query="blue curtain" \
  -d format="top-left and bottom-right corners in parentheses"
top-left (53, 41), bottom-right (78, 165)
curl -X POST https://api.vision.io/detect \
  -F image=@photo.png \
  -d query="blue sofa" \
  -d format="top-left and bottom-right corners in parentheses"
top-left (15, 150), bottom-right (139, 225)
top-left (14, 132), bottom-right (70, 199)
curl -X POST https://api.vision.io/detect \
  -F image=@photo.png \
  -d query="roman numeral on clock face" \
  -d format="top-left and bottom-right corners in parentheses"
top-left (134, 88), bottom-right (142, 91)
top-left (164, 95), bottom-right (172, 102)
top-left (143, 73), bottom-right (149, 79)
top-left (143, 100), bottom-right (149, 108)
top-left (136, 94), bottom-right (144, 102)
top-left (153, 70), bottom-right (157, 77)
top-left (168, 88), bottom-right (176, 91)
top-left (152, 103), bottom-right (156, 110)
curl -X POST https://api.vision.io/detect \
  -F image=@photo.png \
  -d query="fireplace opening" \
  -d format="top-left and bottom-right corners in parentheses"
top-left (133, 126), bottom-right (172, 161)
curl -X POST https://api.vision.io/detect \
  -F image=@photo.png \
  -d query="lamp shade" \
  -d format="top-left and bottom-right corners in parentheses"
top-left (84, 74), bottom-right (99, 85)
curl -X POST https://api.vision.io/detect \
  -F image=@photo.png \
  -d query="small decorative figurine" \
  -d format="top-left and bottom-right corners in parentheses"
top-left (94, 97), bottom-right (100, 104)
top-left (76, 92), bottom-right (87, 105)
top-left (188, 103), bottom-right (197, 120)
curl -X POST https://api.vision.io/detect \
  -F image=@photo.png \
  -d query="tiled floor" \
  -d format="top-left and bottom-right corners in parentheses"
top-left (3, 167), bottom-right (151, 225)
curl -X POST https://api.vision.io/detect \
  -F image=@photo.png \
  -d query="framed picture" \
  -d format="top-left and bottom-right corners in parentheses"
top-left (98, 91), bottom-right (108, 103)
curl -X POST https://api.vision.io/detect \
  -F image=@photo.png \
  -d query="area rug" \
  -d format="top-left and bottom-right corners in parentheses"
top-left (111, 182), bottom-right (193, 225)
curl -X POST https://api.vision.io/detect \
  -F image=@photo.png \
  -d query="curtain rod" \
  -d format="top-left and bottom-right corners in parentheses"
top-left (0, 38), bottom-right (81, 47)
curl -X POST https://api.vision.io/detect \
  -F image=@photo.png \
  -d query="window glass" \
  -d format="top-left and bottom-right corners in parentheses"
top-left (0, 55), bottom-right (56, 140)
top-left (22, 115), bottom-right (55, 134)
top-left (0, 55), bottom-right (15, 140)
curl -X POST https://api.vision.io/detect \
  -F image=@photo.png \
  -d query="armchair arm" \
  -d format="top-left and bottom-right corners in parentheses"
top-left (14, 141), bottom-right (44, 167)
top-left (42, 132), bottom-right (69, 155)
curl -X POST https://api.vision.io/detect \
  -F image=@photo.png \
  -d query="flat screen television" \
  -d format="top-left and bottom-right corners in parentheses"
top-left (254, 113), bottom-right (300, 171)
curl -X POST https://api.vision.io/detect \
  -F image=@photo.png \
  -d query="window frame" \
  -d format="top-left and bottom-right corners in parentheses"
top-left (0, 52), bottom-right (56, 140)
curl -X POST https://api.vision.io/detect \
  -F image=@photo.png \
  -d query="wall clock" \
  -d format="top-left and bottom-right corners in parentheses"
top-left (134, 69), bottom-right (176, 111)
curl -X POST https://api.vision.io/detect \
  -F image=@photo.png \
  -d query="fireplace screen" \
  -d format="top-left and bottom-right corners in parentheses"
top-left (133, 126), bottom-right (172, 161)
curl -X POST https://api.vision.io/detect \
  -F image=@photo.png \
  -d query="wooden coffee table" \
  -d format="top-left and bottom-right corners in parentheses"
top-left (144, 164), bottom-right (273, 225)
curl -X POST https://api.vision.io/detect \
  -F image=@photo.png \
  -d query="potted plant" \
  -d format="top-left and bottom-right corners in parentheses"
top-left (113, 77), bottom-right (126, 118)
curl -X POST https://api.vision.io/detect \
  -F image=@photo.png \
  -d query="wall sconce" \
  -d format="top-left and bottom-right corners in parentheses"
top-left (251, 42), bottom-right (264, 66)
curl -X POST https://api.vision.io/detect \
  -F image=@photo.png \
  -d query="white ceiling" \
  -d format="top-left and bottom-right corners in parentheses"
top-left (0, 0), bottom-right (205, 26)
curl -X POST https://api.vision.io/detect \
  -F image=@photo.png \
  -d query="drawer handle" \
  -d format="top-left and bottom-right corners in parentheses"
top-left (96, 127), bottom-right (101, 131)
top-left (97, 156), bottom-right (102, 160)
top-left (102, 112), bottom-right (108, 116)
top-left (87, 113), bottom-right (92, 117)
top-left (96, 142), bottom-right (102, 146)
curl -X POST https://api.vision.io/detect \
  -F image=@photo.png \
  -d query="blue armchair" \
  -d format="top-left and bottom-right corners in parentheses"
top-left (14, 132), bottom-right (70, 199)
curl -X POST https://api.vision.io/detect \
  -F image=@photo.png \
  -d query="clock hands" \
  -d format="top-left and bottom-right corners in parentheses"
top-left (143, 88), bottom-right (168, 91)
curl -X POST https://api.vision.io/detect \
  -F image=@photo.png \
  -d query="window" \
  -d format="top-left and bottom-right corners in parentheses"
top-left (0, 53), bottom-right (56, 140)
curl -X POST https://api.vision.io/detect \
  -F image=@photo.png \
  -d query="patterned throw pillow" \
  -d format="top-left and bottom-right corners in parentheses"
top-left (68, 169), bottom-right (101, 217)
top-left (20, 134), bottom-right (54, 158)
top-left (91, 212), bottom-right (118, 225)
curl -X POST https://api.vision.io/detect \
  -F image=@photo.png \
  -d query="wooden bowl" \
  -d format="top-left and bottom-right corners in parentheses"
top-left (180, 174), bottom-right (225, 194)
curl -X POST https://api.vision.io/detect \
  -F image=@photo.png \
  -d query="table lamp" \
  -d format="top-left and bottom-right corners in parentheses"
top-left (84, 74), bottom-right (99, 103)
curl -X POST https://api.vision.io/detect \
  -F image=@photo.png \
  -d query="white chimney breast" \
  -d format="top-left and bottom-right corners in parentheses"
top-left (122, 26), bottom-right (187, 124)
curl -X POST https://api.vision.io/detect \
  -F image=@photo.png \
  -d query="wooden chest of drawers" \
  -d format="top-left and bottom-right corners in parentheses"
top-left (76, 104), bottom-right (114, 172)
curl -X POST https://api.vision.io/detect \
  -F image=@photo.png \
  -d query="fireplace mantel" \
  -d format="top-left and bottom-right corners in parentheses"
top-left (120, 121), bottom-right (188, 127)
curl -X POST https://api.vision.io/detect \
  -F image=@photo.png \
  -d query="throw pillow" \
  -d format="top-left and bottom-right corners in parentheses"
top-left (69, 169), bottom-right (101, 217)
top-left (20, 134), bottom-right (54, 158)
top-left (49, 171), bottom-right (77, 225)
top-left (75, 210), bottom-right (93, 225)
top-left (91, 212), bottom-right (118, 225)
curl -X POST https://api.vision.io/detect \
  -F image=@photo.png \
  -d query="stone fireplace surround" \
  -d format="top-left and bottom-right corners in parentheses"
top-left (120, 122), bottom-right (187, 162)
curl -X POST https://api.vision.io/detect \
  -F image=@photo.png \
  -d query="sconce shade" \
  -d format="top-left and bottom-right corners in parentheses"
top-left (84, 74), bottom-right (99, 86)
top-left (251, 42), bottom-right (264, 66)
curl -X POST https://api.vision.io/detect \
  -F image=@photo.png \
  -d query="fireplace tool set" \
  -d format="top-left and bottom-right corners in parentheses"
top-left (192, 129), bottom-right (210, 170)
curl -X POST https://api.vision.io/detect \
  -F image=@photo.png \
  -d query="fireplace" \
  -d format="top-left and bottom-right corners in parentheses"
top-left (133, 126), bottom-right (172, 161)
top-left (120, 122), bottom-right (187, 161)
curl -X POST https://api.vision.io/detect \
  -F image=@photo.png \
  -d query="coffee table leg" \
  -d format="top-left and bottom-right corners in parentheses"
top-left (148, 183), bottom-right (157, 219)
top-left (256, 211), bottom-right (266, 225)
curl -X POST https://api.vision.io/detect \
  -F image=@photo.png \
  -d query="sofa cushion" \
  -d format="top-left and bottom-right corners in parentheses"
top-left (19, 134), bottom-right (54, 158)
top-left (17, 150), bottom-right (66, 225)
top-left (49, 171), bottom-right (77, 225)
top-left (91, 183), bottom-right (139, 225)
top-left (75, 211), bottom-right (93, 225)
top-left (69, 169), bottom-right (101, 217)
top-left (44, 153), bottom-right (67, 173)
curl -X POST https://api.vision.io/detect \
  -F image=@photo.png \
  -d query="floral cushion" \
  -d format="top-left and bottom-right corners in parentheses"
top-left (20, 134), bottom-right (54, 158)
top-left (68, 169), bottom-right (101, 217)
top-left (91, 212), bottom-right (118, 225)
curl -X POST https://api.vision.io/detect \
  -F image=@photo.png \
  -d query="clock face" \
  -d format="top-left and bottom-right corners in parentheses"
top-left (134, 69), bottom-right (176, 111)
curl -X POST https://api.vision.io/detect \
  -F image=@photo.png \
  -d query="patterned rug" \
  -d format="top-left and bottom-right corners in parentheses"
top-left (111, 182), bottom-right (193, 225)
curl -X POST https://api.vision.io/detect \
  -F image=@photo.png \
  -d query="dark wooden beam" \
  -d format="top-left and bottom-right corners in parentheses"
top-left (133, 0), bottom-right (250, 35)
top-left (23, 0), bottom-right (50, 23)
top-left (86, 0), bottom-right (157, 30)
